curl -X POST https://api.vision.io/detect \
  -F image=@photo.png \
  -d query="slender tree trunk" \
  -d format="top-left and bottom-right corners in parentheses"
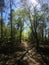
top-left (42, 29), bottom-right (44, 42)
top-left (34, 17), bottom-right (39, 51)
top-left (20, 27), bottom-right (22, 43)
top-left (10, 0), bottom-right (13, 40)
top-left (1, 9), bottom-right (3, 39)
top-left (48, 32), bottom-right (49, 39)
top-left (45, 29), bottom-right (46, 41)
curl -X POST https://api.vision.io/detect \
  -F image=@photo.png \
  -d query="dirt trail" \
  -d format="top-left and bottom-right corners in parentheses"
top-left (0, 42), bottom-right (47, 65)
top-left (21, 41), bottom-right (41, 65)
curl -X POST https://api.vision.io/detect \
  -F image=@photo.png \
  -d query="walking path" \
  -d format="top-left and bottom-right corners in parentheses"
top-left (21, 41), bottom-right (41, 65)
top-left (0, 41), bottom-right (48, 65)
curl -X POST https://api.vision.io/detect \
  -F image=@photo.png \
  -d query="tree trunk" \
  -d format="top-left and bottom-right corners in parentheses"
top-left (20, 27), bottom-right (22, 43)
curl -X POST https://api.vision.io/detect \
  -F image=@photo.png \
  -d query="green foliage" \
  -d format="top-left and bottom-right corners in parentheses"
top-left (13, 8), bottom-right (30, 19)
top-left (42, 3), bottom-right (49, 11)
top-left (0, 3), bottom-right (49, 48)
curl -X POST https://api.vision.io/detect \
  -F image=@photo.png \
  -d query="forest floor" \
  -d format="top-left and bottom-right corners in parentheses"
top-left (0, 41), bottom-right (49, 65)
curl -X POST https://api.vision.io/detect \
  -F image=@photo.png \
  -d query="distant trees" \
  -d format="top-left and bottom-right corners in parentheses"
top-left (7, 8), bottom-right (29, 43)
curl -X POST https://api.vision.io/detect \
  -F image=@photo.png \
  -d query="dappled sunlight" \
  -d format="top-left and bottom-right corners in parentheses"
top-left (0, 0), bottom-right (49, 65)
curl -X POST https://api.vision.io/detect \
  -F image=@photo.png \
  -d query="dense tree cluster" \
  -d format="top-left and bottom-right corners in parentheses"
top-left (0, 0), bottom-right (49, 51)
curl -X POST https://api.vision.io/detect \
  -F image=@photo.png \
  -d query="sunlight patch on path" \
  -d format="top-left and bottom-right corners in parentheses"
top-left (22, 41), bottom-right (29, 48)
